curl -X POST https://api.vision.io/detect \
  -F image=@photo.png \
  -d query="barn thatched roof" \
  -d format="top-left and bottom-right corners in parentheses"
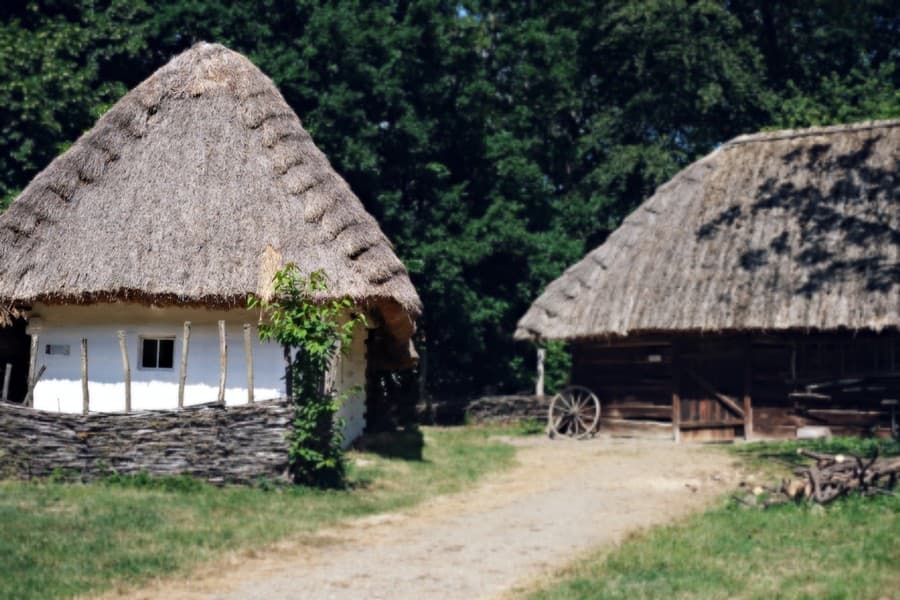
top-left (516, 120), bottom-right (899, 341)
top-left (0, 43), bottom-right (421, 349)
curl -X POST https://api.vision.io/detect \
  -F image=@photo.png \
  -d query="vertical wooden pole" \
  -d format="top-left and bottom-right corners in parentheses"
top-left (536, 347), bottom-right (546, 397)
top-left (1, 363), bottom-right (11, 403)
top-left (672, 342), bottom-right (681, 444)
top-left (26, 333), bottom-right (38, 408)
top-left (243, 324), bottom-right (254, 404)
top-left (178, 321), bottom-right (191, 409)
top-left (81, 338), bottom-right (89, 416)
top-left (218, 320), bottom-right (227, 406)
top-left (743, 337), bottom-right (753, 440)
top-left (117, 331), bottom-right (131, 413)
top-left (283, 344), bottom-right (293, 400)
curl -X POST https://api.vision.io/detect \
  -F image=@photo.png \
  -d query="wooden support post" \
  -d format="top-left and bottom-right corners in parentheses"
top-left (2, 363), bottom-right (11, 403)
top-left (178, 321), bottom-right (191, 409)
top-left (672, 344), bottom-right (681, 444)
top-left (81, 338), bottom-right (89, 416)
top-left (23, 365), bottom-right (45, 407)
top-left (117, 331), bottom-right (131, 413)
top-left (217, 320), bottom-right (227, 406)
top-left (283, 344), bottom-right (293, 400)
top-left (26, 333), bottom-right (38, 408)
top-left (536, 347), bottom-right (546, 397)
top-left (743, 337), bottom-right (753, 440)
top-left (243, 324), bottom-right (254, 404)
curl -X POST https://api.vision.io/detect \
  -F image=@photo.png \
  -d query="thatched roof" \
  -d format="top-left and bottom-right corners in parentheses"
top-left (0, 43), bottom-right (421, 348)
top-left (516, 120), bottom-right (899, 341)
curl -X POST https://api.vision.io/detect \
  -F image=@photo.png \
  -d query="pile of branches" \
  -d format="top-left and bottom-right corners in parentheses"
top-left (737, 448), bottom-right (900, 508)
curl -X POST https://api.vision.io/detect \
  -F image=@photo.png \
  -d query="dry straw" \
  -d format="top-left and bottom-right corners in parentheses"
top-left (0, 43), bottom-right (421, 346)
top-left (517, 120), bottom-right (899, 341)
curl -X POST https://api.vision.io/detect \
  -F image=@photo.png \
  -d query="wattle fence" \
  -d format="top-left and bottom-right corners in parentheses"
top-left (0, 399), bottom-right (293, 484)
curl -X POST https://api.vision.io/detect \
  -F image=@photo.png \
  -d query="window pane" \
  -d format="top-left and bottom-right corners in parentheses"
top-left (158, 339), bottom-right (175, 369)
top-left (141, 339), bottom-right (158, 368)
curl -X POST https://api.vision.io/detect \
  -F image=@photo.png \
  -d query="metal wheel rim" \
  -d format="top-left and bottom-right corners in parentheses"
top-left (547, 385), bottom-right (601, 439)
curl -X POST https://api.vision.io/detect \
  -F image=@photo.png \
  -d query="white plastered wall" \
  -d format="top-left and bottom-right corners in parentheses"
top-left (26, 302), bottom-right (369, 443)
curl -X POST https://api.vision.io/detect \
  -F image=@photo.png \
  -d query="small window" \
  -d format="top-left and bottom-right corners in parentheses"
top-left (141, 338), bottom-right (175, 369)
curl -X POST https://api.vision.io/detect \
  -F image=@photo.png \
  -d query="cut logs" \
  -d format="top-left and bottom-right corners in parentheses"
top-left (736, 448), bottom-right (900, 508)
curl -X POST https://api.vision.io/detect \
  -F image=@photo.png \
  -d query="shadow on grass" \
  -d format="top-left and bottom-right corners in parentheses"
top-left (355, 428), bottom-right (425, 461)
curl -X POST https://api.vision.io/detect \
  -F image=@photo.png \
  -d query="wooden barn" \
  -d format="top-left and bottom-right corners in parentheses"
top-left (516, 121), bottom-right (899, 442)
top-left (0, 43), bottom-right (421, 443)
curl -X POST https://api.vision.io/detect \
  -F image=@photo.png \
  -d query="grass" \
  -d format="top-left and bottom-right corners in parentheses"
top-left (524, 437), bottom-right (900, 600)
top-left (0, 426), bottom-right (515, 599)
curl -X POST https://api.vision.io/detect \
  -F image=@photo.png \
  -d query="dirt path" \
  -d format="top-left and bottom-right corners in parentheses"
top-left (116, 435), bottom-right (741, 600)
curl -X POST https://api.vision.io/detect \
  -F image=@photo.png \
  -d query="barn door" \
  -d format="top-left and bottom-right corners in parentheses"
top-left (674, 340), bottom-right (746, 442)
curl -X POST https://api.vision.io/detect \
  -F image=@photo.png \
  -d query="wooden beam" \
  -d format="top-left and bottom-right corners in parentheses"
top-left (26, 333), bottom-right (38, 408)
top-left (243, 324), bottom-right (254, 405)
top-left (218, 320), bottom-right (227, 406)
top-left (672, 344), bottom-right (681, 443)
top-left (743, 337), bottom-right (753, 440)
top-left (283, 344), bottom-right (293, 400)
top-left (81, 338), bottom-right (89, 416)
top-left (1, 363), bottom-right (11, 403)
top-left (684, 368), bottom-right (745, 418)
top-left (536, 347), bottom-right (546, 397)
top-left (178, 321), bottom-right (191, 409)
top-left (117, 331), bottom-right (131, 413)
top-left (23, 365), bottom-right (46, 407)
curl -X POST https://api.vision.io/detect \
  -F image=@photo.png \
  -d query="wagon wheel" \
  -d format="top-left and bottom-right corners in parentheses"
top-left (547, 386), bottom-right (601, 439)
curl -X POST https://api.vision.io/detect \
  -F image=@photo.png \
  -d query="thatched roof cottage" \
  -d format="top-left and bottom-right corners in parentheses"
top-left (517, 121), bottom-right (899, 441)
top-left (0, 43), bottom-right (421, 442)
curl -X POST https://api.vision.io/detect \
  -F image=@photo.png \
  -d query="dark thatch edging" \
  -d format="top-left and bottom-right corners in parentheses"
top-left (0, 399), bottom-right (293, 484)
top-left (0, 42), bottom-right (421, 354)
top-left (517, 120), bottom-right (899, 341)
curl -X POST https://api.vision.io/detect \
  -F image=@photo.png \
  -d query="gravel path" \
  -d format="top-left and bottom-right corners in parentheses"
top-left (117, 435), bottom-right (739, 600)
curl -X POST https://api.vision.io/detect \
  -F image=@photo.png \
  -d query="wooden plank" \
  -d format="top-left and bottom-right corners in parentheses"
top-left (681, 427), bottom-right (735, 443)
top-left (217, 320), bottom-right (227, 406)
top-left (1, 363), bottom-right (10, 403)
top-left (243, 324), bottom-right (254, 405)
top-left (178, 321), bottom-right (191, 409)
top-left (684, 368), bottom-right (745, 418)
top-left (117, 331), bottom-right (131, 413)
top-left (743, 337), bottom-right (753, 440)
top-left (672, 344), bottom-right (681, 443)
top-left (26, 333), bottom-right (38, 408)
top-left (81, 338), bottom-right (89, 416)
top-left (23, 365), bottom-right (45, 407)
top-left (679, 420), bottom-right (744, 430)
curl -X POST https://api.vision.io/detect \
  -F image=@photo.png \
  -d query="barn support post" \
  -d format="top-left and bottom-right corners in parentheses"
top-left (536, 347), bottom-right (546, 397)
top-left (80, 338), bottom-right (89, 416)
top-left (1, 363), bottom-right (11, 402)
top-left (218, 320), bottom-right (227, 406)
top-left (26, 333), bottom-right (38, 407)
top-left (178, 321), bottom-right (191, 409)
top-left (117, 331), bottom-right (131, 413)
top-left (742, 336), bottom-right (753, 440)
top-left (671, 342), bottom-right (681, 444)
top-left (243, 323), bottom-right (254, 405)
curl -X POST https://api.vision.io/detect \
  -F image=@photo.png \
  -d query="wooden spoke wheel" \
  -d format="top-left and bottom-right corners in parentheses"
top-left (547, 386), bottom-right (600, 439)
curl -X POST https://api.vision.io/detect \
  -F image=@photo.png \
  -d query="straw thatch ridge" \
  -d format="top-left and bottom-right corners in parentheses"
top-left (0, 43), bottom-right (421, 343)
top-left (516, 120), bottom-right (899, 341)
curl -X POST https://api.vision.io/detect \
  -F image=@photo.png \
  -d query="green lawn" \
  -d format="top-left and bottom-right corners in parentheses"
top-left (0, 426), bottom-right (515, 599)
top-left (524, 438), bottom-right (900, 600)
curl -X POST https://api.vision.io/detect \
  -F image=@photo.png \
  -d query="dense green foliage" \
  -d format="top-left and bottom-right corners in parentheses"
top-left (249, 267), bottom-right (365, 486)
top-left (0, 427), bottom-right (515, 599)
top-left (2, 1), bottom-right (897, 395)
